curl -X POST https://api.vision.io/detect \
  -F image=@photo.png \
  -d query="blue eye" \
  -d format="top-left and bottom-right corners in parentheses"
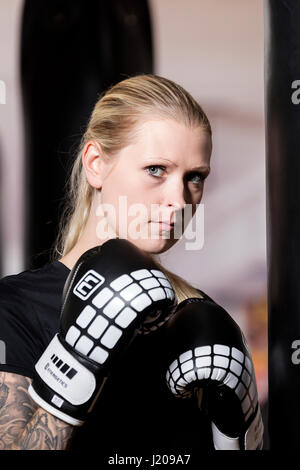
top-left (145, 165), bottom-right (207, 186)
top-left (188, 172), bottom-right (206, 186)
top-left (190, 174), bottom-right (203, 185)
top-left (146, 165), bottom-right (165, 177)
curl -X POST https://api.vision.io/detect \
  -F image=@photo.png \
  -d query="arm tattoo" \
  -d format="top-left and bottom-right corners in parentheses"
top-left (0, 373), bottom-right (75, 450)
top-left (0, 373), bottom-right (36, 449)
top-left (8, 408), bottom-right (75, 450)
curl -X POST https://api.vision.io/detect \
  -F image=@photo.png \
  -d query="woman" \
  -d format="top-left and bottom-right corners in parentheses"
top-left (0, 74), bottom-right (213, 451)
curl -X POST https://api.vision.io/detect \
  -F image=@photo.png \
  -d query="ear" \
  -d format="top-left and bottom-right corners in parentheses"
top-left (82, 140), bottom-right (108, 189)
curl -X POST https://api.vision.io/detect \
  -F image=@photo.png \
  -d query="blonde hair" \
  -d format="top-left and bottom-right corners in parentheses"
top-left (53, 74), bottom-right (212, 303)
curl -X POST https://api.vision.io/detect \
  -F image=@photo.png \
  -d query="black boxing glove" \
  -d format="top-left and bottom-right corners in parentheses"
top-left (164, 297), bottom-right (264, 450)
top-left (28, 238), bottom-right (177, 426)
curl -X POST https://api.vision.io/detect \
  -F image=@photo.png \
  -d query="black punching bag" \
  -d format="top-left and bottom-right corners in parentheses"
top-left (20, 0), bottom-right (153, 268)
top-left (265, 0), bottom-right (300, 449)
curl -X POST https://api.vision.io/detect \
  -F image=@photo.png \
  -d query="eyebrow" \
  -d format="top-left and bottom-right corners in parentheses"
top-left (189, 166), bottom-right (211, 174)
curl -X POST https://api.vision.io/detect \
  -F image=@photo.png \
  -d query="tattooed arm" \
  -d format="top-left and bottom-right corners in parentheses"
top-left (0, 372), bottom-right (76, 450)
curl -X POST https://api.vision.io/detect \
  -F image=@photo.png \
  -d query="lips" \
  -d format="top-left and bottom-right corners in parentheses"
top-left (151, 217), bottom-right (176, 224)
top-left (151, 221), bottom-right (174, 231)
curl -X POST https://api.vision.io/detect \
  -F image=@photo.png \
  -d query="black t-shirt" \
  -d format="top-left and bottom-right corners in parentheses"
top-left (0, 260), bottom-right (214, 453)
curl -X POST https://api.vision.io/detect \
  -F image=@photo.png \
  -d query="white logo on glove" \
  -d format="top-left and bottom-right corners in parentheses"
top-left (73, 270), bottom-right (105, 300)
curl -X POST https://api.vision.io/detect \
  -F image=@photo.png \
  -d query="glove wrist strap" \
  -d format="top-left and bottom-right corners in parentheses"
top-left (29, 334), bottom-right (105, 425)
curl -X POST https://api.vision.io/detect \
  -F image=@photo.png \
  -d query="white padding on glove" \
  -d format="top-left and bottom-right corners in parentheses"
top-left (244, 406), bottom-right (264, 450)
top-left (211, 405), bottom-right (264, 450)
top-left (211, 422), bottom-right (240, 450)
top-left (34, 334), bottom-right (96, 406)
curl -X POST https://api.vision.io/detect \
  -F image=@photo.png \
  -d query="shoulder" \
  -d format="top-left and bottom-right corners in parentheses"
top-left (0, 261), bottom-right (71, 378)
top-left (0, 260), bottom-right (69, 303)
top-left (0, 260), bottom-right (70, 303)
top-left (0, 259), bottom-right (70, 325)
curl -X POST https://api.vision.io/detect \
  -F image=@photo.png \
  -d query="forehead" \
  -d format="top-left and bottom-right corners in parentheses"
top-left (128, 118), bottom-right (212, 165)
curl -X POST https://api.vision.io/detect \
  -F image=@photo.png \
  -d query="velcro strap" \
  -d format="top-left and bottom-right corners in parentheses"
top-left (211, 405), bottom-right (264, 450)
top-left (244, 406), bottom-right (264, 450)
top-left (35, 334), bottom-right (96, 405)
top-left (211, 422), bottom-right (240, 450)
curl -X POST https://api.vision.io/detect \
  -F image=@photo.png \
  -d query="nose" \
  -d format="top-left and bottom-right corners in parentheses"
top-left (163, 178), bottom-right (187, 212)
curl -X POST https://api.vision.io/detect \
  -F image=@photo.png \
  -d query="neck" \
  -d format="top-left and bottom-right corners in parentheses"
top-left (58, 196), bottom-right (116, 270)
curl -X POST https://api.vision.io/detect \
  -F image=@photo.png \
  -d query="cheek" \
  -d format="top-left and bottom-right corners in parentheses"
top-left (192, 187), bottom-right (204, 206)
top-left (101, 169), bottom-right (134, 205)
top-left (100, 174), bottom-right (155, 231)
top-left (114, 174), bottom-right (157, 215)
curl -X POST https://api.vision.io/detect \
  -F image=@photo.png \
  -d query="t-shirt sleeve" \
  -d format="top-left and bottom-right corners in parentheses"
top-left (0, 281), bottom-right (43, 379)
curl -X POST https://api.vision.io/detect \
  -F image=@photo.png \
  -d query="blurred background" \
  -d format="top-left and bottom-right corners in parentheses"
top-left (0, 0), bottom-right (267, 445)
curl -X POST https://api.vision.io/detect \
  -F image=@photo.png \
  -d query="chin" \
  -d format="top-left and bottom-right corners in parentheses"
top-left (129, 237), bottom-right (176, 255)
